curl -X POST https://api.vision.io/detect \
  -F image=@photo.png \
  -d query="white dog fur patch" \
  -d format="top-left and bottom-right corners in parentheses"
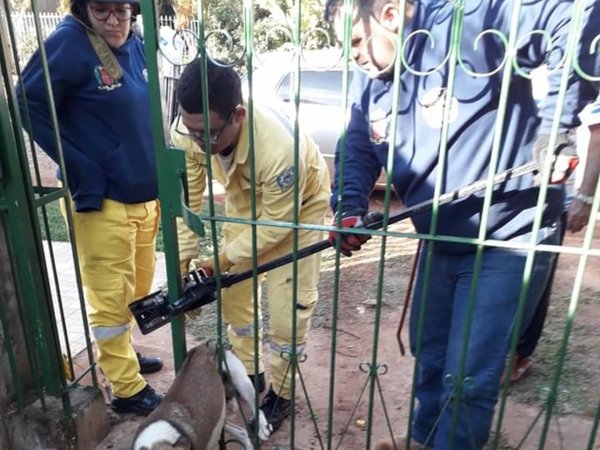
top-left (133, 420), bottom-right (181, 450)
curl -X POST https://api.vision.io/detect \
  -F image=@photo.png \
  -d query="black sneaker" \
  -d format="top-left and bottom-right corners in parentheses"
top-left (110, 384), bottom-right (163, 416)
top-left (260, 387), bottom-right (291, 432)
top-left (136, 352), bottom-right (163, 374)
top-left (248, 372), bottom-right (266, 394)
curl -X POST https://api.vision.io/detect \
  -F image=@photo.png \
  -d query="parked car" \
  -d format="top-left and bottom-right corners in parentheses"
top-left (243, 49), bottom-right (389, 190)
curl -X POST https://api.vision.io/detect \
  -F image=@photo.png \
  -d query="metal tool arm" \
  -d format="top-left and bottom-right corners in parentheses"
top-left (130, 161), bottom-right (537, 334)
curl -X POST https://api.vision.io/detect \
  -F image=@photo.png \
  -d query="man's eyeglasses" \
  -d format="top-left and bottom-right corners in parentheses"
top-left (174, 109), bottom-right (236, 146)
top-left (89, 4), bottom-right (133, 22)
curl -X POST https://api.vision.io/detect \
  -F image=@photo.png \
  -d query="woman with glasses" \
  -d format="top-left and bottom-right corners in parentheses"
top-left (18, 0), bottom-right (163, 415)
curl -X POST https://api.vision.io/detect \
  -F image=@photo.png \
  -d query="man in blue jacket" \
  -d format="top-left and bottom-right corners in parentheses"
top-left (324, 0), bottom-right (599, 448)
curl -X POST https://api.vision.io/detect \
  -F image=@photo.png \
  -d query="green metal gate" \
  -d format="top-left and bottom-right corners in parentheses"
top-left (1, 0), bottom-right (599, 448)
top-left (1, 0), bottom-right (101, 421)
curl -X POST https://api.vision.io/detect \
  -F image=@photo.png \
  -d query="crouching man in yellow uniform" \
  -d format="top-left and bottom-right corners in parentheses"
top-left (172, 58), bottom-right (331, 432)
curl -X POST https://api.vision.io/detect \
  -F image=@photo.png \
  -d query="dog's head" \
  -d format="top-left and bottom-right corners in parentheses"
top-left (136, 438), bottom-right (191, 450)
top-left (133, 419), bottom-right (195, 450)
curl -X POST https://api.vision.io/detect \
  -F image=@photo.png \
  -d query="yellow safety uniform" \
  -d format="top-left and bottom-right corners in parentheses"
top-left (174, 104), bottom-right (330, 399)
top-left (65, 198), bottom-right (160, 398)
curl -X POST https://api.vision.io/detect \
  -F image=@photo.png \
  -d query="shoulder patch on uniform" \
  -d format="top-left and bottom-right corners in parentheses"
top-left (276, 165), bottom-right (295, 191)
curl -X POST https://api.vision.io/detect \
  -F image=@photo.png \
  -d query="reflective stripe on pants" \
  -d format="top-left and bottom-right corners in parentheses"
top-left (222, 190), bottom-right (328, 400)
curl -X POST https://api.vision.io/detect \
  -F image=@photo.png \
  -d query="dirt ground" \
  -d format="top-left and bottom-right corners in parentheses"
top-left (30, 152), bottom-right (599, 449)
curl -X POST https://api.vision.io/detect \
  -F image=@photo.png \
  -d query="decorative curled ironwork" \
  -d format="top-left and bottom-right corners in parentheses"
top-left (457, 29), bottom-right (509, 77)
top-left (204, 29), bottom-right (244, 67)
top-left (260, 24), bottom-right (294, 53)
top-left (280, 349), bottom-right (308, 363)
top-left (359, 361), bottom-right (388, 376)
top-left (159, 28), bottom-right (201, 66)
top-left (512, 29), bottom-right (555, 79)
top-left (157, 17), bottom-right (598, 88)
top-left (160, 21), bottom-right (343, 72)
top-left (572, 30), bottom-right (600, 82)
top-left (443, 372), bottom-right (456, 389)
top-left (400, 29), bottom-right (452, 76)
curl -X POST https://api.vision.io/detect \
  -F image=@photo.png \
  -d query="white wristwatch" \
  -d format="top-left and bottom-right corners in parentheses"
top-left (574, 192), bottom-right (594, 205)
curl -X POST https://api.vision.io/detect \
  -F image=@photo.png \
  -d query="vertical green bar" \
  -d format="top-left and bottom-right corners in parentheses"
top-left (139, 1), bottom-right (188, 368)
top-left (0, 60), bottom-right (65, 399)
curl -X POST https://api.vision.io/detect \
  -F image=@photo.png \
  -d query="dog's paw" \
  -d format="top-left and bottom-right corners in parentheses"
top-left (257, 410), bottom-right (272, 441)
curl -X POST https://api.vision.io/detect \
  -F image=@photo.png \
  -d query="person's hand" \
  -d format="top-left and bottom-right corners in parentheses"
top-left (566, 196), bottom-right (593, 233)
top-left (182, 265), bottom-right (218, 320)
top-left (328, 209), bottom-right (383, 256)
top-left (533, 131), bottom-right (579, 184)
top-left (193, 252), bottom-right (232, 275)
top-left (184, 307), bottom-right (203, 320)
top-left (180, 258), bottom-right (191, 276)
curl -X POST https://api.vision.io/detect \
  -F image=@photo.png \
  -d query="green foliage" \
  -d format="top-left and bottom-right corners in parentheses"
top-left (16, 33), bottom-right (40, 69)
top-left (177, 0), bottom-right (334, 65)
top-left (35, 200), bottom-right (170, 249)
top-left (9, 0), bottom-right (30, 12)
top-left (56, 0), bottom-right (70, 15)
top-left (38, 201), bottom-right (68, 242)
top-left (203, 0), bottom-right (245, 64)
top-left (38, 196), bottom-right (228, 258)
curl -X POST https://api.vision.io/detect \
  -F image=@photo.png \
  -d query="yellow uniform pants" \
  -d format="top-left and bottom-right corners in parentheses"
top-left (222, 192), bottom-right (328, 401)
top-left (68, 198), bottom-right (160, 398)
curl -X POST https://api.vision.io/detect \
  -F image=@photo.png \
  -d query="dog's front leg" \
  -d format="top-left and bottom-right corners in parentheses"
top-left (223, 350), bottom-right (271, 441)
top-left (224, 421), bottom-right (255, 450)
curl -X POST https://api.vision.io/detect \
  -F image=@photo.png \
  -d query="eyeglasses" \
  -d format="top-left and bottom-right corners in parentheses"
top-left (174, 109), bottom-right (236, 146)
top-left (89, 4), bottom-right (132, 22)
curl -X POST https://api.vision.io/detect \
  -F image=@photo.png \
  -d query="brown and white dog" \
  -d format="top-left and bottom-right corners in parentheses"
top-left (132, 342), bottom-right (271, 450)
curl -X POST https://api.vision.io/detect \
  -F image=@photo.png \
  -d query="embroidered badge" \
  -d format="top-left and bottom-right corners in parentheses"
top-left (420, 87), bottom-right (459, 129)
top-left (276, 165), bottom-right (295, 191)
top-left (94, 65), bottom-right (122, 91)
top-left (369, 108), bottom-right (391, 144)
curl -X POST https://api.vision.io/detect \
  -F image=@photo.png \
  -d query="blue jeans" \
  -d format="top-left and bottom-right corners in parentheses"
top-left (409, 224), bottom-right (560, 450)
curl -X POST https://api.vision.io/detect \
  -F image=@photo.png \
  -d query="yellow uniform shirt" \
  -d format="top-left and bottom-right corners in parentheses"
top-left (173, 104), bottom-right (330, 265)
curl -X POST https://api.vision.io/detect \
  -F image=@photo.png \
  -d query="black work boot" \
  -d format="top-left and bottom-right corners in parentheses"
top-left (136, 352), bottom-right (163, 374)
top-left (110, 384), bottom-right (163, 415)
top-left (248, 372), bottom-right (266, 394)
top-left (260, 386), bottom-right (291, 432)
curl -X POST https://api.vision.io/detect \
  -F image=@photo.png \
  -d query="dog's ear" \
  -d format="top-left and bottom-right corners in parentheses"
top-left (172, 435), bottom-right (193, 449)
top-left (204, 339), bottom-right (217, 353)
top-left (222, 370), bottom-right (235, 401)
top-left (145, 438), bottom-right (191, 450)
top-left (204, 339), bottom-right (232, 353)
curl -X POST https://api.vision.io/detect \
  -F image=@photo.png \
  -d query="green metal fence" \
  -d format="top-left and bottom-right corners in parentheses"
top-left (0, 0), bottom-right (599, 448)
top-left (1, 0), bottom-right (99, 420)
